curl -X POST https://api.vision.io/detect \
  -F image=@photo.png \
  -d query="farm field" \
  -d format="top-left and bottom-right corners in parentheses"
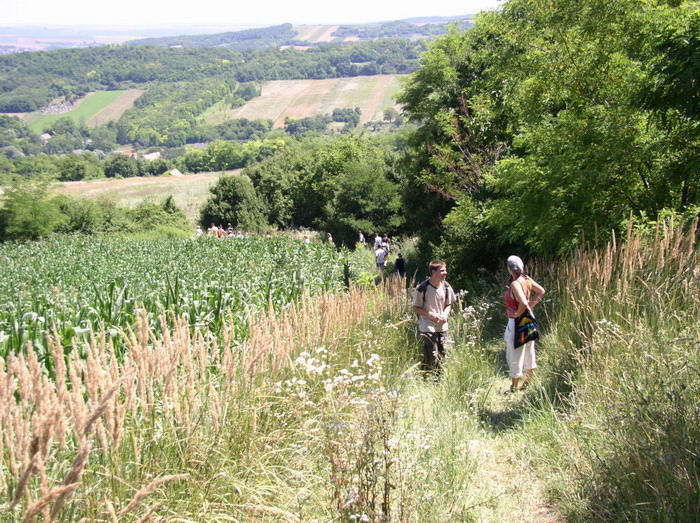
top-left (203, 75), bottom-right (404, 127)
top-left (0, 234), bottom-right (346, 358)
top-left (23, 90), bottom-right (144, 133)
top-left (53, 170), bottom-right (226, 221)
top-left (293, 24), bottom-right (340, 42)
top-left (85, 88), bottom-right (144, 127)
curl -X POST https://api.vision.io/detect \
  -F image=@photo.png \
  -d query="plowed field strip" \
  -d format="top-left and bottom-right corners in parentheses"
top-left (87, 89), bottom-right (144, 127)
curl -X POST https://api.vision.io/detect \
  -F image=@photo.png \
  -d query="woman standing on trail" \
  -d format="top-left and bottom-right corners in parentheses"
top-left (504, 255), bottom-right (545, 393)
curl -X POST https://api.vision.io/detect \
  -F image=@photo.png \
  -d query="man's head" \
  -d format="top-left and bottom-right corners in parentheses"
top-left (429, 260), bottom-right (447, 281)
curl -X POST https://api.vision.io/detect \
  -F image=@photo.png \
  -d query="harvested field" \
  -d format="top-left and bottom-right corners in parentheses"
top-left (27, 90), bottom-right (133, 133)
top-left (53, 170), bottom-right (230, 221)
top-left (216, 75), bottom-right (404, 127)
top-left (86, 89), bottom-right (144, 127)
top-left (293, 25), bottom-right (339, 43)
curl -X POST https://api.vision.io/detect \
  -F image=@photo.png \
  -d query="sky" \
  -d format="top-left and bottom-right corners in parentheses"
top-left (3, 0), bottom-right (502, 27)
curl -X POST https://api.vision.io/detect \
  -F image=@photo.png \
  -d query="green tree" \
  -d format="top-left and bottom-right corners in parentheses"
top-left (104, 154), bottom-right (138, 178)
top-left (0, 183), bottom-right (64, 241)
top-left (399, 0), bottom-right (699, 259)
top-left (199, 174), bottom-right (266, 232)
top-left (56, 153), bottom-right (103, 181)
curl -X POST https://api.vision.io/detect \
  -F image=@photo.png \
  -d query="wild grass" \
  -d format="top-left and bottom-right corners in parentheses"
top-left (0, 272), bottom-right (504, 521)
top-left (514, 218), bottom-right (700, 520)
top-left (2, 219), bottom-right (695, 520)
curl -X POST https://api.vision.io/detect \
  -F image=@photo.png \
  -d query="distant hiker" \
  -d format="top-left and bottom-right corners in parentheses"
top-left (382, 235), bottom-right (391, 254)
top-left (503, 255), bottom-right (545, 393)
top-left (195, 226), bottom-right (203, 237)
top-left (327, 232), bottom-right (334, 245)
top-left (208, 223), bottom-right (218, 237)
top-left (374, 233), bottom-right (383, 250)
top-left (395, 253), bottom-right (406, 278)
top-left (412, 260), bottom-right (456, 373)
top-left (358, 231), bottom-right (366, 247)
top-left (226, 223), bottom-right (234, 234)
top-left (375, 245), bottom-right (387, 272)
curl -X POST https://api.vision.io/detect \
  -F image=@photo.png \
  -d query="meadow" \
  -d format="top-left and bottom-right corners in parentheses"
top-left (1, 219), bottom-right (697, 521)
top-left (53, 170), bottom-right (224, 221)
top-left (292, 25), bottom-right (340, 43)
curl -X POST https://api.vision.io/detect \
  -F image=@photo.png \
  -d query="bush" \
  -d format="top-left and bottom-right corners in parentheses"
top-left (199, 173), bottom-right (267, 232)
top-left (0, 184), bottom-right (64, 241)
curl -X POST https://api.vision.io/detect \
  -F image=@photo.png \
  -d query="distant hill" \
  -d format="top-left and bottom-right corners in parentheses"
top-left (399, 15), bottom-right (475, 24)
top-left (332, 19), bottom-right (473, 41)
top-left (124, 18), bottom-right (474, 49)
top-left (127, 23), bottom-right (301, 50)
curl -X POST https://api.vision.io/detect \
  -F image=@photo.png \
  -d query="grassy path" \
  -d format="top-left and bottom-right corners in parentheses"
top-left (393, 335), bottom-right (562, 521)
top-left (468, 376), bottom-right (560, 522)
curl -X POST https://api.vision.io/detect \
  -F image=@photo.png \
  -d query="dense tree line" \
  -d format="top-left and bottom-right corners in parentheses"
top-left (201, 135), bottom-right (406, 244)
top-left (333, 20), bottom-right (473, 40)
top-left (397, 0), bottom-right (700, 283)
top-left (128, 23), bottom-right (301, 50)
top-left (284, 107), bottom-right (361, 135)
top-left (0, 39), bottom-right (425, 112)
top-left (113, 78), bottom-right (261, 147)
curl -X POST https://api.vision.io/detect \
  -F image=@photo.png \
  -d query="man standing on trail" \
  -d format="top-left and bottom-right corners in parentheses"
top-left (412, 260), bottom-right (456, 373)
top-left (375, 244), bottom-right (387, 272)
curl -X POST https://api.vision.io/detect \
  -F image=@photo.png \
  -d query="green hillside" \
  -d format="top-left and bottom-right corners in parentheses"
top-left (27, 90), bottom-right (127, 133)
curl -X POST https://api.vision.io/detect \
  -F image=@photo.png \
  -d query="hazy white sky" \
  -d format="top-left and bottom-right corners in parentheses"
top-left (4, 0), bottom-right (502, 26)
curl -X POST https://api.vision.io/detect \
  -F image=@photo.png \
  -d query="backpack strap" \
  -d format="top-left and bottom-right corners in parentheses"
top-left (416, 278), bottom-right (430, 296)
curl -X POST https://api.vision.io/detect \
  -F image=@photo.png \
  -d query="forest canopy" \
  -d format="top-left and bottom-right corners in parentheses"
top-left (398, 0), bottom-right (700, 272)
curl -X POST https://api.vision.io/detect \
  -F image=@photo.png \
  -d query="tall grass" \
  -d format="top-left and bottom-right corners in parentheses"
top-left (0, 278), bottom-right (429, 520)
top-left (526, 218), bottom-right (700, 520)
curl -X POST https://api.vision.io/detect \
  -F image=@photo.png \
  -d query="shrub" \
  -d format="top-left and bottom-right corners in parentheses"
top-left (199, 173), bottom-right (267, 232)
top-left (0, 183), bottom-right (64, 241)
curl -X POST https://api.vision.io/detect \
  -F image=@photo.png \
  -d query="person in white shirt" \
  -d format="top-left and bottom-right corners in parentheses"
top-left (412, 260), bottom-right (456, 373)
top-left (375, 246), bottom-right (387, 272)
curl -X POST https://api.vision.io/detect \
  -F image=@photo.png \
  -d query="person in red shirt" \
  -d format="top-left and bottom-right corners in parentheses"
top-left (504, 255), bottom-right (545, 393)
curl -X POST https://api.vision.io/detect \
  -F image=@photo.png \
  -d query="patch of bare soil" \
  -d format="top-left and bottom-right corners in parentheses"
top-left (359, 75), bottom-right (393, 123)
top-left (314, 25), bottom-right (339, 42)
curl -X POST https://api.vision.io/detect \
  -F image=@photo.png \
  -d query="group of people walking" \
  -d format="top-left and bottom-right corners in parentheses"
top-left (359, 231), bottom-right (406, 278)
top-left (411, 256), bottom-right (545, 392)
top-left (196, 223), bottom-right (247, 239)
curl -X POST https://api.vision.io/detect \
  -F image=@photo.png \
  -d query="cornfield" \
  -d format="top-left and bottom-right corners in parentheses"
top-left (0, 235), bottom-right (346, 362)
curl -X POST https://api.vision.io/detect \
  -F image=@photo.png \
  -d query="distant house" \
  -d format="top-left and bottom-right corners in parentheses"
top-left (143, 151), bottom-right (161, 161)
top-left (169, 168), bottom-right (183, 177)
top-left (123, 151), bottom-right (138, 158)
top-left (40, 133), bottom-right (52, 142)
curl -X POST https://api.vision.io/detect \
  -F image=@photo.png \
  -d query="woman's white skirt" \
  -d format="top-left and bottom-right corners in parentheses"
top-left (504, 318), bottom-right (536, 378)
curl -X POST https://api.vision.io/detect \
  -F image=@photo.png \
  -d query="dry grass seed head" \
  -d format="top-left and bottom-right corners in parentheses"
top-left (118, 474), bottom-right (188, 517)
